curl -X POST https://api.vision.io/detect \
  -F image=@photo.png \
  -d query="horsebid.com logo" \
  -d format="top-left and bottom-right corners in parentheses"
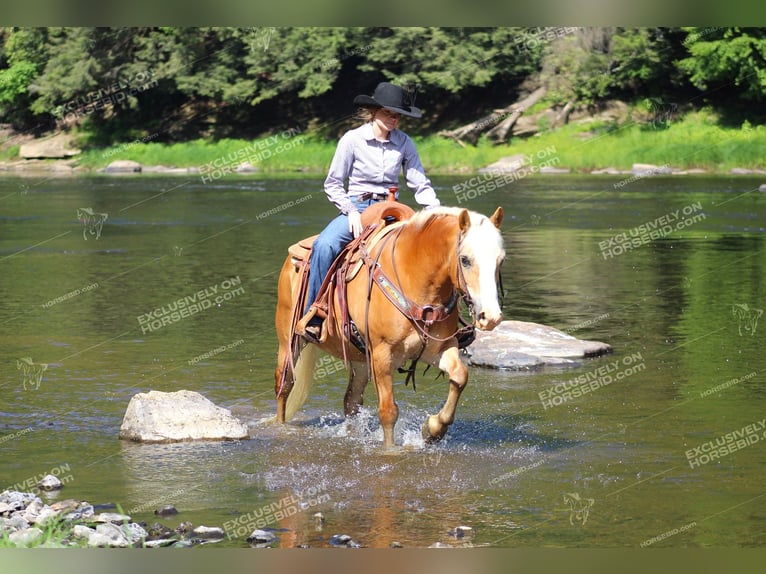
top-left (222, 487), bottom-right (330, 540)
top-left (685, 418), bottom-right (766, 469)
top-left (136, 276), bottom-right (245, 334)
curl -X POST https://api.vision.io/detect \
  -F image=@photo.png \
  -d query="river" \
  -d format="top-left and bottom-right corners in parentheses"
top-left (1, 174), bottom-right (764, 548)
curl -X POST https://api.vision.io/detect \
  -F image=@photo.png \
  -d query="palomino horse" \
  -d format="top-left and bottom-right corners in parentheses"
top-left (274, 205), bottom-right (505, 448)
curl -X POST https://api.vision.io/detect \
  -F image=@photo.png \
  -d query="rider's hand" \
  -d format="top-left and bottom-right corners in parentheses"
top-left (348, 210), bottom-right (363, 238)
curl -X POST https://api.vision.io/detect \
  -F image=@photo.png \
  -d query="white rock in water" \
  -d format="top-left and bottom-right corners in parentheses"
top-left (103, 160), bottom-right (142, 173)
top-left (37, 474), bottom-right (62, 491)
top-left (193, 525), bottom-right (225, 538)
top-left (247, 529), bottom-right (277, 543)
top-left (465, 320), bottom-right (612, 370)
top-left (118, 390), bottom-right (249, 443)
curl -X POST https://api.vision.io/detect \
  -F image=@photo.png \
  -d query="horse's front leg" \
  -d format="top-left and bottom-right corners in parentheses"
top-left (422, 345), bottom-right (468, 443)
top-left (371, 346), bottom-right (399, 449)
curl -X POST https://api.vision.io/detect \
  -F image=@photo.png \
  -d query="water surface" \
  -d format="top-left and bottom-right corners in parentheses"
top-left (1, 174), bottom-right (764, 548)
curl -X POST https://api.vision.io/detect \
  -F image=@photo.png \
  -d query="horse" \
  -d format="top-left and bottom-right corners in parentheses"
top-left (273, 205), bottom-right (505, 449)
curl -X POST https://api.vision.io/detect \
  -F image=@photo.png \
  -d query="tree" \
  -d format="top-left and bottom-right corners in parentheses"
top-left (678, 27), bottom-right (766, 101)
top-left (0, 27), bottom-right (49, 128)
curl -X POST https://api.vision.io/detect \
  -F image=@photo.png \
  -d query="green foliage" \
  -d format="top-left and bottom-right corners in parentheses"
top-left (358, 27), bottom-right (538, 93)
top-left (678, 27), bottom-right (766, 101)
top-left (0, 27), bottom-right (48, 124)
top-left (1, 27), bottom-right (766, 146)
top-left (540, 28), bottom-right (687, 104)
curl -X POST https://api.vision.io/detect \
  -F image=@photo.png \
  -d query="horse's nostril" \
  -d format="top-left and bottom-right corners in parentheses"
top-left (478, 312), bottom-right (486, 321)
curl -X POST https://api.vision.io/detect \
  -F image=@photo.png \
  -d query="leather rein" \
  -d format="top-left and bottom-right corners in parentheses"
top-left (361, 221), bottom-right (475, 345)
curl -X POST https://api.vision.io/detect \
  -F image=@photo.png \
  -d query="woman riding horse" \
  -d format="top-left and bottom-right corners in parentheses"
top-left (298, 81), bottom-right (441, 342)
top-left (275, 203), bottom-right (505, 449)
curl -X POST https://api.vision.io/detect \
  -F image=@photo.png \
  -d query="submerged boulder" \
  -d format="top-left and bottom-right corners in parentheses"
top-left (119, 390), bottom-right (249, 443)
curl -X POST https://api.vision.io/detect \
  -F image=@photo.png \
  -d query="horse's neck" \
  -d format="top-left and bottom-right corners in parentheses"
top-left (394, 216), bottom-right (459, 300)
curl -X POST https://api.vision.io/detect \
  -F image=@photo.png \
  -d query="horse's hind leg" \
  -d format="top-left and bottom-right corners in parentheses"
top-left (343, 361), bottom-right (368, 417)
top-left (422, 346), bottom-right (468, 443)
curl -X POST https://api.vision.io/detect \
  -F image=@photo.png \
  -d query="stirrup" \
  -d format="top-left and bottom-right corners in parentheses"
top-left (296, 306), bottom-right (326, 343)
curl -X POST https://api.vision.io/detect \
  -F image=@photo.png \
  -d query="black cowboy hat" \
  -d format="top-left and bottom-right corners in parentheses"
top-left (353, 82), bottom-right (422, 118)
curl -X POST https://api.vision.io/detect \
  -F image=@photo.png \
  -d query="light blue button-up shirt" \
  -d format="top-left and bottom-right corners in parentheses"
top-left (324, 122), bottom-right (440, 215)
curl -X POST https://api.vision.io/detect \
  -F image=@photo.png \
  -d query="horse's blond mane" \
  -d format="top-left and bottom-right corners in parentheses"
top-left (407, 206), bottom-right (487, 230)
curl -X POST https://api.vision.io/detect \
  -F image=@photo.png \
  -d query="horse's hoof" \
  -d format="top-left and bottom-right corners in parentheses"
top-left (422, 417), bottom-right (444, 444)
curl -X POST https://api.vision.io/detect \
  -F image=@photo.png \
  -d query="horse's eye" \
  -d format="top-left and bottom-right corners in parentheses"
top-left (460, 255), bottom-right (472, 267)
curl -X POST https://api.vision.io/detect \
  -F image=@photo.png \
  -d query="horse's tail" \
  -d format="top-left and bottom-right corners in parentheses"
top-left (284, 342), bottom-right (318, 421)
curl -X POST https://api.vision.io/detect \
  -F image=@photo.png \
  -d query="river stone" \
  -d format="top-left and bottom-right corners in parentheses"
top-left (103, 159), bottom-right (142, 173)
top-left (37, 474), bottom-right (62, 491)
top-left (19, 133), bottom-right (80, 159)
top-left (465, 320), bottom-right (612, 370)
top-left (127, 522), bottom-right (148, 544)
top-left (193, 525), bottom-right (224, 538)
top-left (72, 524), bottom-right (94, 539)
top-left (631, 163), bottom-right (673, 176)
top-left (8, 527), bottom-right (44, 546)
top-left (155, 504), bottom-right (178, 516)
top-left (92, 522), bottom-right (131, 547)
top-left (478, 154), bottom-right (526, 174)
top-left (61, 502), bottom-right (94, 522)
top-left (329, 533), bottom-right (361, 548)
top-left (0, 502), bottom-right (14, 515)
top-left (92, 512), bottom-right (132, 523)
top-left (144, 538), bottom-right (177, 548)
top-left (0, 490), bottom-right (39, 510)
top-left (538, 166), bottom-right (571, 174)
top-left (119, 389), bottom-right (249, 443)
top-left (20, 498), bottom-right (45, 523)
top-left (448, 525), bottom-right (475, 539)
top-left (30, 506), bottom-right (59, 526)
top-left (247, 529), bottom-right (277, 544)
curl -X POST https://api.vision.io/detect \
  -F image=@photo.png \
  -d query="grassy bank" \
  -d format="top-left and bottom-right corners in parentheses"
top-left (73, 110), bottom-right (766, 175)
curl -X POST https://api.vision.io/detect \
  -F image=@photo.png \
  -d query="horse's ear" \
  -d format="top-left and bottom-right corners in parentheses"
top-left (489, 206), bottom-right (503, 229)
top-left (458, 209), bottom-right (471, 232)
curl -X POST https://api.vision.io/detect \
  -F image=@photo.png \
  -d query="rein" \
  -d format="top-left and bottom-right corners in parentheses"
top-left (363, 223), bottom-right (466, 338)
top-left (353, 218), bottom-right (480, 389)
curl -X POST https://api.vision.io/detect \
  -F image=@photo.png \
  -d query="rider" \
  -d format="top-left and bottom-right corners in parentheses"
top-left (299, 81), bottom-right (441, 341)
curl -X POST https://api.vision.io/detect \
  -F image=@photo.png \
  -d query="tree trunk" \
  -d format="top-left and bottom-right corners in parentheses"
top-left (439, 86), bottom-right (548, 146)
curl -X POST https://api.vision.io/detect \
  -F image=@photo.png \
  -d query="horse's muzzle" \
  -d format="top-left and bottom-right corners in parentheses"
top-left (475, 310), bottom-right (502, 331)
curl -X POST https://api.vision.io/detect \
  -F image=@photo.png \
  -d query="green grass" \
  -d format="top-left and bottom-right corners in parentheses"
top-left (0, 520), bottom-right (83, 548)
top-left (493, 110), bottom-right (766, 172)
top-left (67, 109), bottom-right (766, 174)
top-left (0, 144), bottom-right (20, 161)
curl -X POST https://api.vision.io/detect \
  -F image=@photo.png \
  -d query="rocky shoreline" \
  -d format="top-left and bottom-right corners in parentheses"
top-left (0, 487), bottom-right (232, 548)
top-left (3, 156), bottom-right (766, 181)
top-left (0, 487), bottom-right (478, 549)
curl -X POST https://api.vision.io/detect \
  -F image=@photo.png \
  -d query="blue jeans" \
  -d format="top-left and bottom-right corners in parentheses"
top-left (304, 198), bottom-right (378, 317)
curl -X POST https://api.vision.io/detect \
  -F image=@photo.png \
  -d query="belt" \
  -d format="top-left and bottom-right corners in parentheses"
top-left (357, 192), bottom-right (388, 202)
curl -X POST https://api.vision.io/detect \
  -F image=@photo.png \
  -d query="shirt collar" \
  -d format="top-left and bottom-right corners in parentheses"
top-left (360, 122), bottom-right (404, 145)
